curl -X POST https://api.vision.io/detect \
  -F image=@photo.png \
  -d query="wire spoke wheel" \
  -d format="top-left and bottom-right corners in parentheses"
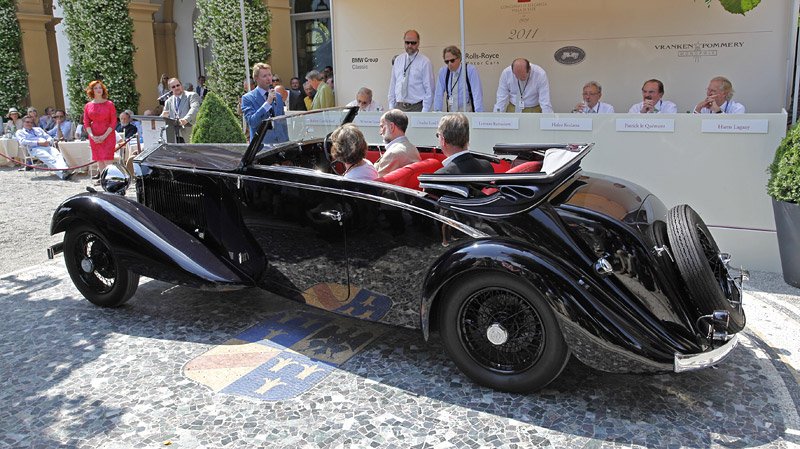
top-left (64, 224), bottom-right (139, 307)
top-left (458, 287), bottom-right (545, 373)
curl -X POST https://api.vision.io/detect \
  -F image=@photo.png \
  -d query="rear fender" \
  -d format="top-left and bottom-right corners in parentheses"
top-left (420, 238), bottom-right (700, 367)
top-left (51, 193), bottom-right (246, 290)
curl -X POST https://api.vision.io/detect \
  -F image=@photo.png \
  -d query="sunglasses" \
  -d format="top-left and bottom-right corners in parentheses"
top-left (54, 115), bottom-right (65, 118)
top-left (444, 58), bottom-right (457, 64)
top-left (170, 84), bottom-right (181, 89)
top-left (404, 41), bottom-right (418, 45)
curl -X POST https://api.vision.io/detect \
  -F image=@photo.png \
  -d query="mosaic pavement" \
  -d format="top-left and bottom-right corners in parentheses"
top-left (1, 260), bottom-right (799, 448)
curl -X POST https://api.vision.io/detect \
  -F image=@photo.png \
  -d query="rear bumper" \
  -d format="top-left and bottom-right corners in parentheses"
top-left (674, 334), bottom-right (739, 373)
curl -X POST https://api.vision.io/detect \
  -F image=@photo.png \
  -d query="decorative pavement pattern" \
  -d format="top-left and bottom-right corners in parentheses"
top-left (1, 261), bottom-right (799, 448)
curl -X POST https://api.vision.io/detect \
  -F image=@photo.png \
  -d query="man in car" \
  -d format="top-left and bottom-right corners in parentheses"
top-left (434, 113), bottom-right (492, 175)
top-left (375, 109), bottom-right (420, 176)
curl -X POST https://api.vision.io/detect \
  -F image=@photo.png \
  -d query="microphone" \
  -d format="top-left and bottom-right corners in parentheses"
top-left (157, 91), bottom-right (172, 102)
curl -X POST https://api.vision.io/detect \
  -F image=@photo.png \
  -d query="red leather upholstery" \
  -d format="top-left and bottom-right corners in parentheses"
top-left (506, 161), bottom-right (543, 173)
top-left (419, 152), bottom-right (446, 162)
top-left (492, 159), bottom-right (512, 173)
top-left (366, 150), bottom-right (381, 163)
top-left (377, 158), bottom-right (444, 190)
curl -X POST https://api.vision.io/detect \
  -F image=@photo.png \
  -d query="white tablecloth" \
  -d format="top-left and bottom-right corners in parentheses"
top-left (0, 138), bottom-right (22, 167)
top-left (58, 141), bottom-right (93, 173)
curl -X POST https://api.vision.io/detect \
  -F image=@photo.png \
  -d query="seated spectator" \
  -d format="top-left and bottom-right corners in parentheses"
top-left (628, 79), bottom-right (677, 114)
top-left (694, 76), bottom-right (745, 114)
top-left (26, 107), bottom-right (40, 130)
top-left (4, 108), bottom-right (23, 135)
top-left (73, 113), bottom-right (88, 140)
top-left (346, 87), bottom-right (383, 112)
top-left (116, 110), bottom-right (138, 140)
top-left (573, 81), bottom-right (614, 113)
top-left (15, 115), bottom-right (72, 180)
top-left (376, 109), bottom-right (420, 176)
top-left (330, 123), bottom-right (378, 181)
top-left (434, 113), bottom-right (492, 175)
top-left (39, 107), bottom-right (55, 131)
top-left (303, 82), bottom-right (315, 110)
top-left (47, 109), bottom-right (74, 141)
top-left (185, 83), bottom-right (194, 92)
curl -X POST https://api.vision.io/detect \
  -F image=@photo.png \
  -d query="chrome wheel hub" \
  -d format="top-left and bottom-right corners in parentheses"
top-left (80, 258), bottom-right (94, 273)
top-left (486, 323), bottom-right (509, 345)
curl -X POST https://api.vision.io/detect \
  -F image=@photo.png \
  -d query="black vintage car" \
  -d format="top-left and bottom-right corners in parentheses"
top-left (49, 107), bottom-right (746, 392)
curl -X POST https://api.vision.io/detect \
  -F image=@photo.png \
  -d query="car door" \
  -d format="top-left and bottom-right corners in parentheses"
top-left (239, 166), bottom-right (350, 304)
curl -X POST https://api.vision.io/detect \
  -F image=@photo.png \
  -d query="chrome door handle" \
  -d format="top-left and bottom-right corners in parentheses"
top-left (320, 210), bottom-right (342, 222)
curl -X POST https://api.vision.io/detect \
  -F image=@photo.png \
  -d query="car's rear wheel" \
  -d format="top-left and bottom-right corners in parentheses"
top-left (667, 204), bottom-right (745, 332)
top-left (438, 273), bottom-right (569, 393)
top-left (64, 224), bottom-right (139, 307)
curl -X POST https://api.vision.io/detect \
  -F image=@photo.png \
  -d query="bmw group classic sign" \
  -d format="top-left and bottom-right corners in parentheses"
top-left (184, 284), bottom-right (391, 401)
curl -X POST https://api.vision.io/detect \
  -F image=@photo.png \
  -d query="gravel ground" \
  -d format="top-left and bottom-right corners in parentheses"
top-left (0, 165), bottom-right (99, 275)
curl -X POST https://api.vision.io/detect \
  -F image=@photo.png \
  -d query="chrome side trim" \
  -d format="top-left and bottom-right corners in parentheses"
top-left (143, 163), bottom-right (487, 239)
top-left (674, 333), bottom-right (739, 372)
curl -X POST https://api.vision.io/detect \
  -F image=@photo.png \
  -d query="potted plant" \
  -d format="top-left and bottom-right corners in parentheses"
top-left (768, 122), bottom-right (800, 287)
top-left (190, 91), bottom-right (246, 144)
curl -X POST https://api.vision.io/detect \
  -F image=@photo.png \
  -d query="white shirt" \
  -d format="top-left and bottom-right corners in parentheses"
top-left (345, 99), bottom-right (383, 112)
top-left (344, 159), bottom-right (379, 181)
top-left (628, 99), bottom-right (678, 114)
top-left (388, 51), bottom-right (435, 111)
top-left (493, 64), bottom-right (553, 113)
top-left (575, 102), bottom-right (615, 114)
top-left (698, 100), bottom-right (745, 114)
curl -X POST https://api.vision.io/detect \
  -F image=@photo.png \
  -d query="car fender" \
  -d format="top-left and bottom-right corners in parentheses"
top-left (51, 192), bottom-right (246, 290)
top-left (420, 238), bottom-right (695, 368)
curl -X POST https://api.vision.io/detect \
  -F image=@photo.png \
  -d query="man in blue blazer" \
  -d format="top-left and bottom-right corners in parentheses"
top-left (241, 62), bottom-right (288, 144)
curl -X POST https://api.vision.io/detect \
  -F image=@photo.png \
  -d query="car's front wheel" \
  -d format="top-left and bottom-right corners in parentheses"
top-left (64, 224), bottom-right (139, 307)
top-left (438, 273), bottom-right (569, 393)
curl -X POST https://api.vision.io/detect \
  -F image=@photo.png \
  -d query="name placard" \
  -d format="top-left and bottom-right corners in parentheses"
top-left (353, 115), bottom-right (380, 127)
top-left (701, 119), bottom-right (769, 134)
top-left (616, 118), bottom-right (675, 133)
top-left (540, 118), bottom-right (592, 131)
top-left (472, 116), bottom-right (520, 130)
top-left (410, 117), bottom-right (440, 128)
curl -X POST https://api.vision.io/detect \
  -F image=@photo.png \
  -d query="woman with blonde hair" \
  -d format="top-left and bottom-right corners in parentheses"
top-left (83, 80), bottom-right (118, 180)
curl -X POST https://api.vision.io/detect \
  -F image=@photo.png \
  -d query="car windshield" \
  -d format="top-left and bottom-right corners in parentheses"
top-left (252, 107), bottom-right (356, 157)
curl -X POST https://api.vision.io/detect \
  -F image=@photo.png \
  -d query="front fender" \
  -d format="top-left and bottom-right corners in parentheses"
top-left (51, 192), bottom-right (246, 290)
top-left (420, 238), bottom-right (701, 371)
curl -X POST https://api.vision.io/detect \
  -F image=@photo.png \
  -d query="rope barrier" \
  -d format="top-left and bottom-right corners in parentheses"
top-left (0, 133), bottom-right (139, 171)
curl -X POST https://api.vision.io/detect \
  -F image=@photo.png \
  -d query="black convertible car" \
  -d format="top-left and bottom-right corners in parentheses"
top-left (49, 107), bottom-right (746, 392)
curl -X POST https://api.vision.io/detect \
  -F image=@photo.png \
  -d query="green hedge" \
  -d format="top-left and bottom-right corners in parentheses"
top-left (768, 123), bottom-right (800, 204)
top-left (0, 0), bottom-right (28, 115)
top-left (61, 0), bottom-right (139, 119)
top-left (190, 92), bottom-right (246, 144)
top-left (194, 0), bottom-right (271, 115)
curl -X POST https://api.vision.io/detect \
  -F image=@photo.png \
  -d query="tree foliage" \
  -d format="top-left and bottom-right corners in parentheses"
top-left (194, 0), bottom-right (271, 115)
top-left (190, 91), bottom-right (245, 144)
top-left (768, 123), bottom-right (800, 204)
top-left (0, 0), bottom-right (28, 115)
top-left (60, 0), bottom-right (139, 119)
top-left (701, 0), bottom-right (761, 15)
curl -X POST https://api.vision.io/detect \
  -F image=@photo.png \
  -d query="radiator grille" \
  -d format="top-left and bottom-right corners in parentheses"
top-left (142, 177), bottom-right (206, 230)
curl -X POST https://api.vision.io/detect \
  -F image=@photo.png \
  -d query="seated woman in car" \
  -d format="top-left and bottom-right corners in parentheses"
top-left (330, 123), bottom-right (378, 181)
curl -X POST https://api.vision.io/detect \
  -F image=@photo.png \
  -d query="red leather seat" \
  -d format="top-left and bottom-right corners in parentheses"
top-left (366, 149), bottom-right (382, 163)
top-left (377, 158), bottom-right (444, 190)
top-left (506, 161), bottom-right (543, 173)
top-left (492, 159), bottom-right (512, 173)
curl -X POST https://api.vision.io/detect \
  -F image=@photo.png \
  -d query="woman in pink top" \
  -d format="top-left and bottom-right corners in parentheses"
top-left (83, 80), bottom-right (118, 178)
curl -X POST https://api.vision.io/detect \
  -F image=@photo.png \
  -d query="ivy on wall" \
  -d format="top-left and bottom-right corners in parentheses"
top-left (194, 0), bottom-right (271, 115)
top-left (60, 0), bottom-right (139, 119)
top-left (0, 0), bottom-right (28, 115)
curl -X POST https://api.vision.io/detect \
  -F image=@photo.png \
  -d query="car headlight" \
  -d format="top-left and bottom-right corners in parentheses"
top-left (100, 163), bottom-right (131, 195)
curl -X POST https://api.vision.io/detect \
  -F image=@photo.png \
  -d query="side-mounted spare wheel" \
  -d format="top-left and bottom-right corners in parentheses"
top-left (438, 272), bottom-right (570, 393)
top-left (667, 204), bottom-right (745, 333)
top-left (64, 224), bottom-right (139, 307)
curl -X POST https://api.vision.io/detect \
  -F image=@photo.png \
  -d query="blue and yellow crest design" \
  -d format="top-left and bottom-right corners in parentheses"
top-left (184, 285), bottom-right (391, 401)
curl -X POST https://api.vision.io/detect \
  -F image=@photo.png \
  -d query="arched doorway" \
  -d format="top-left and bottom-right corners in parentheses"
top-left (291, 0), bottom-right (332, 78)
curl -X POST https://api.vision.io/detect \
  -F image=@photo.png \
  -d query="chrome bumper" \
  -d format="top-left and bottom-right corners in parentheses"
top-left (674, 333), bottom-right (739, 373)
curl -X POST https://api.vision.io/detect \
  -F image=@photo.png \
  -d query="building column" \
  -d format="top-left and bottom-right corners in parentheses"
top-left (265, 0), bottom-right (293, 79)
top-left (128, 1), bottom-right (162, 113)
top-left (16, 11), bottom-right (61, 111)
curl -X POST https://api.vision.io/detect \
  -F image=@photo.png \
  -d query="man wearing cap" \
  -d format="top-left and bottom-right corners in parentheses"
top-left (15, 115), bottom-right (72, 180)
top-left (4, 108), bottom-right (23, 135)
